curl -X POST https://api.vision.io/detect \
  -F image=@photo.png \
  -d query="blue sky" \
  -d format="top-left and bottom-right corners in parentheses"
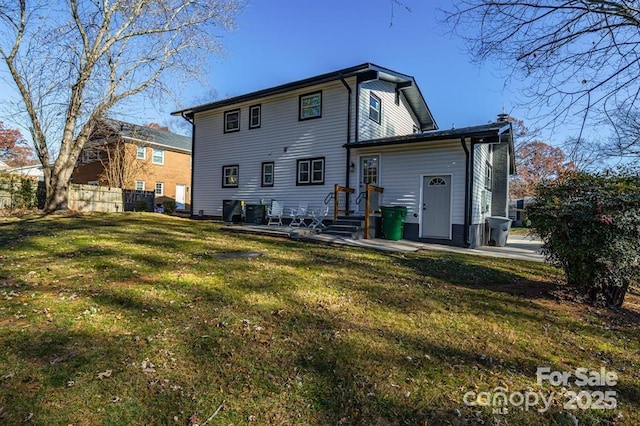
top-left (156, 0), bottom-right (536, 137)
top-left (0, 1), bottom-right (572, 144)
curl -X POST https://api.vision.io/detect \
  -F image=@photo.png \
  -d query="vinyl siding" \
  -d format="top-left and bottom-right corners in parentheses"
top-left (358, 80), bottom-right (420, 141)
top-left (192, 79), bottom-right (356, 216)
top-left (471, 144), bottom-right (493, 224)
top-left (352, 140), bottom-right (467, 226)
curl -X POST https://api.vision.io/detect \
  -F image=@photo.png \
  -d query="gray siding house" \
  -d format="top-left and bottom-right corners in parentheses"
top-left (173, 63), bottom-right (514, 247)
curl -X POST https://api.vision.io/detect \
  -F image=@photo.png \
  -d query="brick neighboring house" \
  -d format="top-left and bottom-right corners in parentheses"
top-left (72, 119), bottom-right (192, 210)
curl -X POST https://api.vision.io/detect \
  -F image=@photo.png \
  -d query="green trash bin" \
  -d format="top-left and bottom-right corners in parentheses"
top-left (381, 206), bottom-right (408, 241)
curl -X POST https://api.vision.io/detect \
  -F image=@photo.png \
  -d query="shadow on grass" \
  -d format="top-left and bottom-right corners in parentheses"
top-left (1, 214), bottom-right (637, 424)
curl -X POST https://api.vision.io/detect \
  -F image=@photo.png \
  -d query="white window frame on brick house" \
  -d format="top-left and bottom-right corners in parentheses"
top-left (136, 145), bottom-right (146, 160)
top-left (152, 148), bottom-right (164, 165)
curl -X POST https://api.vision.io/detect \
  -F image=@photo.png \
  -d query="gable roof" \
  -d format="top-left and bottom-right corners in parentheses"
top-left (171, 63), bottom-right (438, 131)
top-left (99, 119), bottom-right (191, 153)
top-left (346, 121), bottom-right (516, 173)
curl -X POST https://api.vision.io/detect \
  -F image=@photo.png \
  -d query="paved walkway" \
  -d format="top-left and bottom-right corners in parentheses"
top-left (223, 225), bottom-right (545, 262)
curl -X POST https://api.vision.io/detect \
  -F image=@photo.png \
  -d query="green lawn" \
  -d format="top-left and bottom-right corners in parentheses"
top-left (0, 213), bottom-right (638, 425)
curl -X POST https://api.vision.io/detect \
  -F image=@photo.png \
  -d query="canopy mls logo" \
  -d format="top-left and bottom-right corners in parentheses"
top-left (463, 367), bottom-right (618, 414)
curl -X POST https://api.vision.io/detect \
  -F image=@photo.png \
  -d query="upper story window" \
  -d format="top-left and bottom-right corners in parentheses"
top-left (369, 93), bottom-right (381, 124)
top-left (81, 149), bottom-right (101, 163)
top-left (136, 145), bottom-right (146, 159)
top-left (222, 165), bottom-right (239, 188)
top-left (152, 148), bottom-right (164, 165)
top-left (299, 91), bottom-right (322, 120)
top-left (224, 109), bottom-right (240, 133)
top-left (297, 157), bottom-right (324, 185)
top-left (249, 105), bottom-right (261, 129)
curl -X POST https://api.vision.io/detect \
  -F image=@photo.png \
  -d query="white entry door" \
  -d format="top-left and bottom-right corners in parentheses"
top-left (421, 175), bottom-right (452, 239)
top-left (175, 184), bottom-right (186, 210)
top-left (358, 155), bottom-right (379, 213)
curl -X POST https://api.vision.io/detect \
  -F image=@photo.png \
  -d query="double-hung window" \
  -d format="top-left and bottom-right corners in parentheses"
top-left (224, 109), bottom-right (240, 133)
top-left (135, 180), bottom-right (145, 191)
top-left (299, 91), bottom-right (322, 120)
top-left (485, 163), bottom-right (493, 190)
top-left (261, 162), bottom-right (274, 187)
top-left (222, 165), bottom-right (239, 188)
top-left (136, 146), bottom-right (146, 159)
top-left (152, 148), bottom-right (164, 165)
top-left (369, 93), bottom-right (381, 124)
top-left (296, 157), bottom-right (324, 185)
top-left (249, 105), bottom-right (261, 129)
top-left (155, 182), bottom-right (164, 196)
top-left (82, 149), bottom-right (100, 163)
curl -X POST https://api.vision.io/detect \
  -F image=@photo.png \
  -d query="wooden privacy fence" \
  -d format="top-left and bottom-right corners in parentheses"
top-left (68, 184), bottom-right (124, 212)
top-left (0, 178), bottom-right (155, 213)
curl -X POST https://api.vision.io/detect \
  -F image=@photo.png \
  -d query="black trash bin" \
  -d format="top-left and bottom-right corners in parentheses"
top-left (245, 204), bottom-right (267, 225)
top-left (223, 199), bottom-right (244, 223)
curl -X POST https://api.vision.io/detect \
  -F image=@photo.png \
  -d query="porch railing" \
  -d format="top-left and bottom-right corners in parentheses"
top-left (363, 184), bottom-right (384, 239)
top-left (333, 184), bottom-right (355, 220)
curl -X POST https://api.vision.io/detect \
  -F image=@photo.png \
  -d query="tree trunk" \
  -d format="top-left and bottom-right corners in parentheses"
top-left (44, 159), bottom-right (75, 212)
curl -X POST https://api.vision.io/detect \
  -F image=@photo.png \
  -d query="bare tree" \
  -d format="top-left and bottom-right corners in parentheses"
top-left (609, 108), bottom-right (640, 166)
top-left (96, 140), bottom-right (151, 190)
top-left (443, 1), bottom-right (640, 149)
top-left (0, 0), bottom-right (240, 211)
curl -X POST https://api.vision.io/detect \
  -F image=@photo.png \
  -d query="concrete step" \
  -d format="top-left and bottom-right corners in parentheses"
top-left (322, 229), bottom-right (364, 239)
top-left (333, 219), bottom-right (364, 227)
top-left (327, 224), bottom-right (360, 232)
top-left (322, 217), bottom-right (366, 239)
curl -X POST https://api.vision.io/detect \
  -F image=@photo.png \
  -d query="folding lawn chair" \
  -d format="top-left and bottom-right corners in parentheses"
top-left (266, 200), bottom-right (284, 226)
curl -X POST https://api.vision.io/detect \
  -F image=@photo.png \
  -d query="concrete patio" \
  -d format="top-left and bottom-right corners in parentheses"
top-left (222, 224), bottom-right (545, 262)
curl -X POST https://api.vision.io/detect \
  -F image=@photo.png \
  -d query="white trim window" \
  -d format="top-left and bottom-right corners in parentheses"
top-left (222, 165), bottom-right (239, 188)
top-left (81, 149), bottom-right (101, 163)
top-left (261, 161), bottom-right (274, 187)
top-left (485, 163), bottom-right (493, 190)
top-left (135, 180), bottom-right (145, 191)
top-left (369, 93), bottom-right (381, 124)
top-left (299, 91), bottom-right (322, 120)
top-left (296, 157), bottom-right (324, 185)
top-left (152, 148), bottom-right (164, 165)
top-left (136, 145), bottom-right (146, 159)
top-left (249, 104), bottom-right (261, 129)
top-left (155, 182), bottom-right (164, 196)
top-left (224, 109), bottom-right (240, 133)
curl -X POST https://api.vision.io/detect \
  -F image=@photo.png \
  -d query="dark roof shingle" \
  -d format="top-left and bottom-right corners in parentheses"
top-left (102, 119), bottom-right (191, 153)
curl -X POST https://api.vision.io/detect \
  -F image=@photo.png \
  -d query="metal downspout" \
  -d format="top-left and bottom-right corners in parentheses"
top-left (181, 112), bottom-right (196, 217)
top-left (461, 137), bottom-right (471, 247)
top-left (340, 75), bottom-right (353, 214)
